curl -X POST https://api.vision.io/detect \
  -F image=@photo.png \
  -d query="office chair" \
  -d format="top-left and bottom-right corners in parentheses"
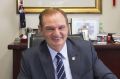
top-left (29, 34), bottom-right (84, 48)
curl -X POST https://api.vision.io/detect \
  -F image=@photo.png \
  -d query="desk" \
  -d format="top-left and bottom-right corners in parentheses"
top-left (8, 43), bottom-right (120, 79)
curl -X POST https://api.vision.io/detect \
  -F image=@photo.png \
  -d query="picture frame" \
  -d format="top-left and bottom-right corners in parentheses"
top-left (71, 18), bottom-right (99, 40)
top-left (17, 0), bottom-right (102, 14)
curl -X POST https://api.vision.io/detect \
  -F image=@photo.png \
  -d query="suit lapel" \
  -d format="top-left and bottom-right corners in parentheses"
top-left (67, 39), bottom-right (89, 79)
top-left (38, 42), bottom-right (55, 79)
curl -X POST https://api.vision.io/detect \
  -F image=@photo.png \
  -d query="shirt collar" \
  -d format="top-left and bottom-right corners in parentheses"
top-left (60, 43), bottom-right (67, 59)
top-left (47, 42), bottom-right (67, 61)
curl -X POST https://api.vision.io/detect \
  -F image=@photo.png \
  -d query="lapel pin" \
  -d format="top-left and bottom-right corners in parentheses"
top-left (72, 57), bottom-right (76, 60)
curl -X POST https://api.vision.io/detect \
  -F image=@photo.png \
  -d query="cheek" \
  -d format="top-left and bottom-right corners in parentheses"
top-left (62, 30), bottom-right (68, 35)
top-left (43, 32), bottom-right (52, 38)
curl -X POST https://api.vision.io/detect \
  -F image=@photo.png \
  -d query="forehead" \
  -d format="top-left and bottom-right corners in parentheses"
top-left (43, 12), bottom-right (65, 20)
top-left (42, 12), bottom-right (66, 25)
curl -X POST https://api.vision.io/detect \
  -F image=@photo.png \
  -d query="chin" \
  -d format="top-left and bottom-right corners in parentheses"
top-left (52, 41), bottom-right (63, 46)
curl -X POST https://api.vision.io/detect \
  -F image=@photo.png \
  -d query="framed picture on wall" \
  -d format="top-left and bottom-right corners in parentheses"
top-left (17, 0), bottom-right (102, 14)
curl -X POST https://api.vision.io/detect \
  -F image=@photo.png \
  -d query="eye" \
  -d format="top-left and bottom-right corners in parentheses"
top-left (45, 27), bottom-right (54, 32)
top-left (59, 25), bottom-right (65, 30)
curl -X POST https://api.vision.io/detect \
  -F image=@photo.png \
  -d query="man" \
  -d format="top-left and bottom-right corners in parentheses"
top-left (18, 8), bottom-right (118, 79)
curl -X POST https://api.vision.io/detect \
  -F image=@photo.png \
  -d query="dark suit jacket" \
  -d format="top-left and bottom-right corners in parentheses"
top-left (18, 38), bottom-right (118, 79)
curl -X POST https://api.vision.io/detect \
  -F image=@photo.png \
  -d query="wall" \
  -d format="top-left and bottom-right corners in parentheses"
top-left (26, 0), bottom-right (120, 33)
top-left (0, 0), bottom-right (19, 79)
top-left (100, 0), bottom-right (120, 33)
top-left (0, 0), bottom-right (120, 79)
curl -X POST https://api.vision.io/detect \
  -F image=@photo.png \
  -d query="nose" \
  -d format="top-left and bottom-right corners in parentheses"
top-left (53, 29), bottom-right (60, 36)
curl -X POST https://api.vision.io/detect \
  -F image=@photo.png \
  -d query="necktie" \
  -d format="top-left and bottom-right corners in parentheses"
top-left (56, 53), bottom-right (66, 79)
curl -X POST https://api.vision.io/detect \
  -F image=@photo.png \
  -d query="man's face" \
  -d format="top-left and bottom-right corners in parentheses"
top-left (40, 12), bottom-right (68, 51)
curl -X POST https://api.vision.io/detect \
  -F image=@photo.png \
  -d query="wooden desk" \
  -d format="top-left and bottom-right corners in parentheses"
top-left (8, 43), bottom-right (27, 79)
top-left (8, 43), bottom-right (120, 79)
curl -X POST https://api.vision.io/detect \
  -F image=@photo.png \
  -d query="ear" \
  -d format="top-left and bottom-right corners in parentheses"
top-left (38, 25), bottom-right (43, 35)
top-left (68, 24), bottom-right (71, 35)
top-left (38, 28), bottom-right (41, 33)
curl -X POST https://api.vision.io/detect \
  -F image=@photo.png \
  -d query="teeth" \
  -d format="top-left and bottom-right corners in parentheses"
top-left (52, 37), bottom-right (61, 40)
top-left (54, 38), bottom-right (60, 40)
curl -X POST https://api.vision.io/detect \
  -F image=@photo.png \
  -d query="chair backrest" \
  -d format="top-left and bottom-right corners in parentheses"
top-left (29, 34), bottom-right (44, 48)
top-left (68, 34), bottom-right (83, 40)
top-left (29, 34), bottom-right (83, 48)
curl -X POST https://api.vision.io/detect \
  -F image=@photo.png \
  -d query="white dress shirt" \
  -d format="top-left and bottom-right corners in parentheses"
top-left (47, 43), bottom-right (72, 79)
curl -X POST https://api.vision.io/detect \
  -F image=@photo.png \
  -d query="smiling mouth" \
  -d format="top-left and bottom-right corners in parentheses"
top-left (52, 37), bottom-right (61, 40)
top-left (51, 36), bottom-right (63, 41)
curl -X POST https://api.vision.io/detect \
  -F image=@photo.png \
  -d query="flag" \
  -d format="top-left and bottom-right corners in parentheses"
top-left (19, 10), bottom-right (26, 28)
top-left (18, 0), bottom-right (26, 28)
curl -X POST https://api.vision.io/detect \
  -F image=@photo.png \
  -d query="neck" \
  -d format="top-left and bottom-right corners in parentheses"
top-left (48, 43), bottom-right (65, 52)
